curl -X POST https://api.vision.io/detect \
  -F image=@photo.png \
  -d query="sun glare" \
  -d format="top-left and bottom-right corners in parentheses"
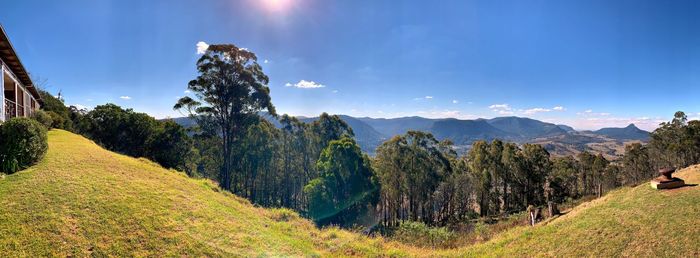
top-left (261, 0), bottom-right (292, 13)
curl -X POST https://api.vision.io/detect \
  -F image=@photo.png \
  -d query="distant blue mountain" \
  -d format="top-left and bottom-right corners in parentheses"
top-left (430, 119), bottom-right (511, 144)
top-left (298, 115), bottom-right (386, 153)
top-left (486, 116), bottom-right (567, 139)
top-left (356, 116), bottom-right (437, 136)
top-left (557, 124), bottom-right (576, 132)
top-left (593, 124), bottom-right (650, 141)
top-left (169, 115), bottom-right (650, 154)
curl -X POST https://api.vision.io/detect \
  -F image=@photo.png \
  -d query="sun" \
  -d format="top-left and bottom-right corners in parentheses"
top-left (260, 0), bottom-right (293, 13)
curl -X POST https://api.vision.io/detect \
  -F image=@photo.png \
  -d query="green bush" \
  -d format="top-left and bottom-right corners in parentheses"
top-left (146, 120), bottom-right (196, 173)
top-left (46, 111), bottom-right (66, 129)
top-left (392, 221), bottom-right (457, 248)
top-left (30, 110), bottom-right (54, 129)
top-left (0, 117), bottom-right (48, 173)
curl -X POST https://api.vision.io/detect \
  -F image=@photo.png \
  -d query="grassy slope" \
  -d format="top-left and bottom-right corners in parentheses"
top-left (0, 130), bottom-right (414, 256)
top-left (456, 165), bottom-right (700, 257)
top-left (0, 130), bottom-right (698, 256)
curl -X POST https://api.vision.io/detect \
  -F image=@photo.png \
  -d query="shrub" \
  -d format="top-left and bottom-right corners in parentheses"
top-left (31, 110), bottom-right (54, 129)
top-left (392, 221), bottom-right (457, 248)
top-left (0, 117), bottom-right (48, 174)
top-left (82, 104), bottom-right (157, 157)
top-left (270, 208), bottom-right (299, 222)
top-left (146, 120), bottom-right (196, 172)
top-left (46, 111), bottom-right (66, 129)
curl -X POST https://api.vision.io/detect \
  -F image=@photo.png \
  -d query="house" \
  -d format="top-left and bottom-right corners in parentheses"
top-left (0, 24), bottom-right (42, 122)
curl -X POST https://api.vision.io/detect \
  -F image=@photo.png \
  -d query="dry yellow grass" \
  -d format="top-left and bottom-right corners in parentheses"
top-left (0, 130), bottom-right (698, 257)
top-left (451, 164), bottom-right (700, 257)
top-left (0, 130), bottom-right (419, 256)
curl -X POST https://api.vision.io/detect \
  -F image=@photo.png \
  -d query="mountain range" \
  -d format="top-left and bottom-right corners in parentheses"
top-left (171, 115), bottom-right (650, 158)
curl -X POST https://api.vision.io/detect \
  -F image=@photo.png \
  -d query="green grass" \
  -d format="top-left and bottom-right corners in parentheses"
top-left (0, 130), bottom-right (698, 256)
top-left (0, 130), bottom-right (413, 256)
top-left (454, 165), bottom-right (700, 257)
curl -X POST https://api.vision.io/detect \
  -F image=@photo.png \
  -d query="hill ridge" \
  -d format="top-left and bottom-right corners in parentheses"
top-left (171, 115), bottom-right (650, 155)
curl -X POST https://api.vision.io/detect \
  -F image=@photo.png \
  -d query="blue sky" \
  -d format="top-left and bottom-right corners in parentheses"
top-left (3, 0), bottom-right (700, 130)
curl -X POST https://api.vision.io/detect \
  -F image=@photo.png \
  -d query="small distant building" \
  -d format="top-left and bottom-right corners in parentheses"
top-left (0, 24), bottom-right (42, 122)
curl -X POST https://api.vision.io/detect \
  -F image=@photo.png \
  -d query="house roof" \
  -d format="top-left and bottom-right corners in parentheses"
top-left (0, 24), bottom-right (42, 103)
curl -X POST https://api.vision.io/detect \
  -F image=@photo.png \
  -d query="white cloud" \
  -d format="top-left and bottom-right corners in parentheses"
top-left (184, 90), bottom-right (191, 94)
top-left (263, 59), bottom-right (269, 64)
top-left (332, 90), bottom-right (338, 93)
top-left (417, 109), bottom-right (477, 120)
top-left (196, 41), bottom-right (209, 55)
top-left (285, 80), bottom-right (325, 89)
top-left (577, 109), bottom-right (612, 117)
top-left (452, 100), bottom-right (459, 104)
top-left (413, 96), bottom-right (434, 101)
top-left (489, 103), bottom-right (514, 115)
top-left (520, 106), bottom-right (567, 115)
top-left (72, 104), bottom-right (89, 111)
top-left (524, 107), bottom-right (552, 115)
top-left (119, 96), bottom-right (131, 100)
top-left (489, 104), bottom-right (510, 109)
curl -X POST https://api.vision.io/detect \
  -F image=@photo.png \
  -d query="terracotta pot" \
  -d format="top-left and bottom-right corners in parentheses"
top-left (659, 167), bottom-right (675, 180)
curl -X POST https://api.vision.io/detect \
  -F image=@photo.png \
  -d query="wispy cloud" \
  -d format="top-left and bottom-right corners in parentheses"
top-left (524, 107), bottom-right (551, 115)
top-left (577, 109), bottom-right (610, 116)
top-left (489, 104), bottom-right (514, 115)
top-left (72, 104), bottom-right (89, 111)
top-left (196, 41), bottom-right (209, 55)
top-left (332, 90), bottom-right (338, 93)
top-left (414, 96), bottom-right (434, 101)
top-left (285, 80), bottom-right (325, 89)
top-left (184, 90), bottom-right (191, 94)
top-left (416, 109), bottom-right (476, 119)
top-left (119, 96), bottom-right (131, 100)
top-left (523, 106), bottom-right (566, 115)
top-left (452, 100), bottom-right (459, 104)
top-left (263, 59), bottom-right (269, 64)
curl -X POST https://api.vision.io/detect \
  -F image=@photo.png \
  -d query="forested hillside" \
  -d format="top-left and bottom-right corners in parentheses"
top-left (0, 130), bottom-right (697, 256)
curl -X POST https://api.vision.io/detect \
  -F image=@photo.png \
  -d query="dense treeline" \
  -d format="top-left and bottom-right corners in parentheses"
top-left (36, 44), bottom-right (700, 230)
top-left (373, 133), bottom-right (619, 226)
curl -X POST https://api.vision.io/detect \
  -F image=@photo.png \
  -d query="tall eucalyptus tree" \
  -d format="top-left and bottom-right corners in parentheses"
top-left (174, 44), bottom-right (276, 191)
